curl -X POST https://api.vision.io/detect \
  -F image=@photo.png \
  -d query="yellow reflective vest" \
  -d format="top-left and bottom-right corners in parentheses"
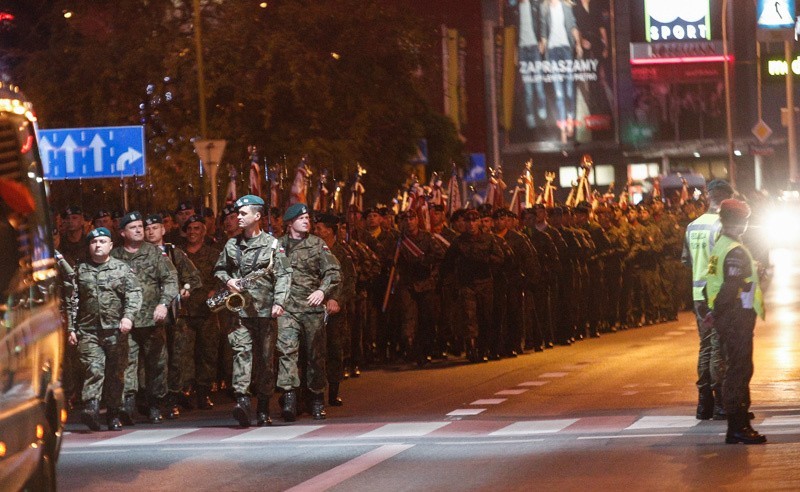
top-left (685, 212), bottom-right (721, 301)
top-left (706, 234), bottom-right (765, 320)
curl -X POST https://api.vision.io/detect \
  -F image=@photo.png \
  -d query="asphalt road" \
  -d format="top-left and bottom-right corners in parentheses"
top-left (57, 248), bottom-right (800, 491)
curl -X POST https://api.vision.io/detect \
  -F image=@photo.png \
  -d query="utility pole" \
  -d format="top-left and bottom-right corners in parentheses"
top-left (193, 0), bottom-right (209, 206)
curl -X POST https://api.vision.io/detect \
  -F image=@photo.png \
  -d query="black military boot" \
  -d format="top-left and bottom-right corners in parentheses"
top-left (726, 410), bottom-right (767, 444)
top-left (107, 408), bottom-right (123, 431)
top-left (148, 404), bottom-right (164, 424)
top-left (256, 398), bottom-right (272, 427)
top-left (696, 390), bottom-right (714, 420)
top-left (166, 392), bottom-right (181, 420)
top-left (179, 388), bottom-right (196, 410)
top-left (119, 394), bottom-right (136, 426)
top-left (80, 399), bottom-right (101, 431)
top-left (466, 338), bottom-right (480, 364)
top-left (281, 390), bottom-right (297, 422)
top-left (712, 388), bottom-right (727, 420)
top-left (311, 392), bottom-right (327, 420)
top-left (196, 386), bottom-right (214, 410)
top-left (233, 395), bottom-right (252, 428)
top-left (328, 382), bottom-right (343, 407)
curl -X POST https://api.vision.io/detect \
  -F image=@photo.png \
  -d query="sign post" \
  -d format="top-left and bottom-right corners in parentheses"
top-left (193, 139), bottom-right (226, 213)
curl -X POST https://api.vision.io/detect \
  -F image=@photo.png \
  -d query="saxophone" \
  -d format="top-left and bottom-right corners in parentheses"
top-left (207, 256), bottom-right (274, 314)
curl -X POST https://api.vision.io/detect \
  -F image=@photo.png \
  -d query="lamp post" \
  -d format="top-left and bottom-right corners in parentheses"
top-left (722, 0), bottom-right (736, 188)
top-left (192, 0), bottom-right (209, 206)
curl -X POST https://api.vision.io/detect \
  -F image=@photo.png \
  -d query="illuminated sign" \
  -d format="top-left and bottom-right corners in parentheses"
top-left (645, 0), bottom-right (711, 42)
top-left (766, 56), bottom-right (800, 76)
top-left (757, 0), bottom-right (796, 29)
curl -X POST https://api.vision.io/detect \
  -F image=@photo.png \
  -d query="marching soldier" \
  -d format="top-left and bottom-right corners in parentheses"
top-left (70, 227), bottom-right (143, 431)
top-left (429, 204), bottom-right (458, 357)
top-left (214, 195), bottom-right (283, 427)
top-left (574, 202), bottom-right (611, 336)
top-left (547, 207), bottom-right (580, 344)
top-left (273, 203), bottom-right (341, 422)
top-left (596, 206), bottom-right (628, 331)
top-left (637, 205), bottom-right (665, 325)
top-left (164, 200), bottom-right (195, 246)
top-left (111, 211), bottom-right (179, 425)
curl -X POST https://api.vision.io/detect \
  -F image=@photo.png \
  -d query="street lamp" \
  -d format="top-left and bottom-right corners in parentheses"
top-left (722, 0), bottom-right (736, 187)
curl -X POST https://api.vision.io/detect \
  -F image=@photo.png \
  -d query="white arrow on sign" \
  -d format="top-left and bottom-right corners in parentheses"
top-left (39, 136), bottom-right (54, 175)
top-left (116, 147), bottom-right (143, 172)
top-left (61, 135), bottom-right (78, 174)
top-left (89, 134), bottom-right (106, 172)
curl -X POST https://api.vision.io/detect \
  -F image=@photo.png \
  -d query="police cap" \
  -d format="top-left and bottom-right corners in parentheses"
top-left (719, 199), bottom-right (751, 224)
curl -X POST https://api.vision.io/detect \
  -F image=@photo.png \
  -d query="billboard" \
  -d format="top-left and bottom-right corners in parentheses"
top-left (493, 0), bottom-right (615, 151)
top-left (756, 0), bottom-right (796, 30)
top-left (644, 0), bottom-right (711, 42)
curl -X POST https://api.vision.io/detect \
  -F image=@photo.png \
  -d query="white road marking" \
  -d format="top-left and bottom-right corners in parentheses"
top-left (578, 433), bottom-right (684, 440)
top-left (625, 416), bottom-right (700, 431)
top-left (539, 372), bottom-right (569, 378)
top-left (286, 444), bottom-right (413, 492)
top-left (223, 426), bottom-right (323, 442)
top-left (490, 420), bottom-right (578, 436)
top-left (761, 416), bottom-right (800, 426)
top-left (471, 399), bottom-right (506, 405)
top-left (665, 331), bottom-right (684, 336)
top-left (435, 439), bottom-right (545, 445)
top-left (446, 409), bottom-right (486, 416)
top-left (623, 384), bottom-right (639, 388)
top-left (495, 389), bottom-right (529, 395)
top-left (621, 391), bottom-right (639, 396)
top-left (358, 422), bottom-right (450, 438)
top-left (518, 381), bottom-right (549, 387)
top-left (90, 428), bottom-right (197, 446)
top-left (651, 337), bottom-right (671, 341)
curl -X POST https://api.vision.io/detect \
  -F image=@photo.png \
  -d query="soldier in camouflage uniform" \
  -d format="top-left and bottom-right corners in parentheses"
top-left (523, 205), bottom-right (560, 349)
top-left (313, 213), bottom-right (356, 405)
top-left (652, 200), bottom-right (683, 321)
top-left (637, 205), bottom-right (666, 325)
top-left (574, 202), bottom-right (611, 335)
top-left (596, 206), bottom-right (628, 331)
top-left (111, 211), bottom-right (179, 425)
top-left (144, 213), bottom-right (202, 418)
top-left (214, 195), bottom-right (284, 427)
top-left (429, 204), bottom-right (459, 357)
top-left (68, 228), bottom-right (143, 431)
top-left (274, 203), bottom-right (341, 422)
top-left (59, 206), bottom-right (88, 407)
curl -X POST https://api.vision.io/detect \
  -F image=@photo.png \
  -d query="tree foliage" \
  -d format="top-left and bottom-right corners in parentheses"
top-left (6, 0), bottom-right (462, 211)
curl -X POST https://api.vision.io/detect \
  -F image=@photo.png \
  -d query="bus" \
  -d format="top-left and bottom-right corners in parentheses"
top-left (0, 82), bottom-right (65, 491)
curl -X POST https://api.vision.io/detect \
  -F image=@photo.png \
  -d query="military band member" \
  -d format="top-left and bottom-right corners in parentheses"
top-left (214, 195), bottom-right (283, 427)
top-left (69, 227), bottom-right (142, 431)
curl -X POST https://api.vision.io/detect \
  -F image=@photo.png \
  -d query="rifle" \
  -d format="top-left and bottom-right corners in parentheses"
top-left (381, 236), bottom-right (402, 313)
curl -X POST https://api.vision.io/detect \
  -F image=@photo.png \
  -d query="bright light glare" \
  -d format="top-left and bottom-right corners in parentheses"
top-left (763, 207), bottom-right (800, 246)
top-left (259, 2), bottom-right (267, 7)
top-left (734, 149), bottom-right (742, 156)
top-left (63, 10), bottom-right (73, 19)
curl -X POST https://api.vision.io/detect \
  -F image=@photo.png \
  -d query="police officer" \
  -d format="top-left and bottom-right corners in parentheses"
top-left (214, 195), bottom-right (283, 427)
top-left (69, 227), bottom-right (143, 431)
top-left (111, 211), bottom-right (179, 425)
top-left (273, 203), bottom-right (341, 422)
top-left (702, 199), bottom-right (766, 444)
top-left (682, 179), bottom-right (734, 420)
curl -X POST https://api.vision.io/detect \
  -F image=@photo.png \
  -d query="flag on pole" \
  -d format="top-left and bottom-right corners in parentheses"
top-left (349, 164), bottom-right (366, 212)
top-left (446, 165), bottom-right (462, 216)
top-left (522, 160), bottom-right (535, 208)
top-left (248, 146), bottom-right (261, 197)
top-left (289, 157), bottom-right (311, 205)
top-left (680, 177), bottom-right (689, 205)
top-left (225, 167), bottom-right (237, 205)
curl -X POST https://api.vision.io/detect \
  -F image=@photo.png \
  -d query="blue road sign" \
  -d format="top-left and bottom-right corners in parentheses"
top-left (464, 153), bottom-right (486, 183)
top-left (37, 125), bottom-right (145, 180)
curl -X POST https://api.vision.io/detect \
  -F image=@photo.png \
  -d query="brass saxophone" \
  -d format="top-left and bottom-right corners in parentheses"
top-left (207, 256), bottom-right (274, 314)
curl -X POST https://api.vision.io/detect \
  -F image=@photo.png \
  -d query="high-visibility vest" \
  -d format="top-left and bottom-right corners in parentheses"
top-left (685, 212), bottom-right (721, 301)
top-left (706, 234), bottom-right (765, 320)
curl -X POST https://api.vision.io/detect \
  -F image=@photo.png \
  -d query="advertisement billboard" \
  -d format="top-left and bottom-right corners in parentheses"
top-left (494, 0), bottom-right (615, 151)
top-left (644, 0), bottom-right (711, 42)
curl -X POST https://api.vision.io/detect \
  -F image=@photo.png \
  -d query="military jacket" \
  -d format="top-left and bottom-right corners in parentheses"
top-left (161, 243), bottom-right (202, 317)
top-left (396, 230), bottom-right (446, 292)
top-left (526, 226), bottom-right (560, 278)
top-left (72, 257), bottom-right (143, 332)
top-left (185, 243), bottom-right (222, 316)
top-left (274, 233), bottom-right (341, 314)
top-left (603, 224), bottom-right (629, 271)
top-left (214, 231), bottom-right (282, 318)
top-left (578, 220), bottom-right (611, 263)
top-left (502, 229), bottom-right (541, 289)
top-left (111, 242), bottom-right (179, 328)
top-left (59, 236), bottom-right (88, 267)
top-left (441, 232), bottom-right (504, 284)
top-left (329, 240), bottom-right (357, 304)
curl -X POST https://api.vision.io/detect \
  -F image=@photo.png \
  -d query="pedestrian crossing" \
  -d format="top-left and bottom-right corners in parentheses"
top-left (64, 413), bottom-right (800, 448)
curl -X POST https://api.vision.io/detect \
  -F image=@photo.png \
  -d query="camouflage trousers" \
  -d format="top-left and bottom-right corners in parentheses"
top-left (124, 326), bottom-right (168, 404)
top-left (326, 307), bottom-right (347, 384)
top-left (229, 317), bottom-right (276, 399)
top-left (63, 335), bottom-right (84, 402)
top-left (277, 311), bottom-right (326, 394)
top-left (216, 310), bottom-right (236, 387)
top-left (398, 287), bottom-right (436, 356)
top-left (717, 308), bottom-right (756, 413)
top-left (694, 301), bottom-right (726, 396)
top-left (77, 329), bottom-right (128, 407)
top-left (171, 315), bottom-right (221, 390)
top-left (459, 278), bottom-right (494, 346)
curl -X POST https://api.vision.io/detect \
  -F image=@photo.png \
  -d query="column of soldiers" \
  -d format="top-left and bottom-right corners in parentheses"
top-left (61, 188), bottom-right (705, 432)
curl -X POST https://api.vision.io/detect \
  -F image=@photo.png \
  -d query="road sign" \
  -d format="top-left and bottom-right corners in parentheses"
top-left (752, 119), bottom-right (773, 143)
top-left (464, 153), bottom-right (487, 183)
top-left (38, 126), bottom-right (145, 180)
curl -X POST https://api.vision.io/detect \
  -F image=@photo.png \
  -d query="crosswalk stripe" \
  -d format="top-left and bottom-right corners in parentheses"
top-left (447, 409), bottom-right (486, 416)
top-left (761, 415), bottom-right (800, 426)
top-left (625, 416), bottom-right (700, 430)
top-left (539, 372), bottom-right (569, 378)
top-left (495, 389), bottom-right (528, 395)
top-left (223, 426), bottom-right (323, 442)
top-left (518, 381), bottom-right (549, 387)
top-left (490, 420), bottom-right (579, 436)
top-left (471, 399), bottom-right (506, 405)
top-left (357, 422), bottom-right (450, 438)
top-left (90, 428), bottom-right (198, 446)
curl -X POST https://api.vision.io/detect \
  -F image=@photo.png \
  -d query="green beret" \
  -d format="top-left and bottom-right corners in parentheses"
top-left (283, 203), bottom-right (309, 222)
top-left (119, 211), bottom-right (143, 229)
top-left (182, 214), bottom-right (205, 232)
top-left (87, 227), bottom-right (111, 241)
top-left (314, 212), bottom-right (339, 226)
top-left (235, 194), bottom-right (265, 210)
top-left (175, 200), bottom-right (195, 213)
top-left (144, 214), bottom-right (163, 226)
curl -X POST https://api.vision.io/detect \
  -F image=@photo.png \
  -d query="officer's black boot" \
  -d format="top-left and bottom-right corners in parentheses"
top-left (148, 404), bottom-right (164, 424)
top-left (119, 394), bottom-right (136, 426)
top-left (80, 399), bottom-right (101, 431)
top-left (107, 407), bottom-right (123, 431)
top-left (256, 398), bottom-right (272, 427)
top-left (233, 395), bottom-right (252, 428)
top-left (712, 388), bottom-right (727, 420)
top-left (328, 382), bottom-right (343, 407)
top-left (166, 392), bottom-right (181, 420)
top-left (696, 389), bottom-right (714, 420)
top-left (281, 390), bottom-right (297, 422)
top-left (196, 385), bottom-right (214, 410)
top-left (179, 387), bottom-right (196, 410)
top-left (726, 410), bottom-right (767, 444)
top-left (466, 338), bottom-right (480, 364)
top-left (311, 392), bottom-right (327, 420)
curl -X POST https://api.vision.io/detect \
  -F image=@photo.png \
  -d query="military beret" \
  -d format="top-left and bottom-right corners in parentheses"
top-left (63, 205), bottom-right (82, 217)
top-left (119, 211), bottom-right (143, 229)
top-left (719, 199), bottom-right (751, 223)
top-left (575, 202), bottom-right (592, 214)
top-left (111, 210), bottom-right (124, 219)
top-left (450, 209), bottom-right (466, 222)
top-left (94, 209), bottom-right (111, 219)
top-left (547, 206), bottom-right (564, 216)
top-left (221, 204), bottom-right (237, 218)
top-left (491, 209), bottom-right (506, 220)
top-left (176, 200), bottom-right (195, 213)
top-left (707, 179), bottom-right (734, 196)
top-left (532, 203), bottom-right (546, 211)
top-left (235, 194), bottom-right (265, 210)
top-left (283, 202), bottom-right (309, 222)
top-left (477, 203), bottom-right (493, 217)
top-left (398, 209), bottom-right (417, 220)
top-left (376, 207), bottom-right (390, 217)
top-left (144, 214), bottom-right (163, 226)
top-left (314, 212), bottom-right (339, 226)
top-left (430, 204), bottom-right (445, 212)
top-left (362, 207), bottom-right (378, 219)
top-left (87, 227), bottom-right (111, 241)
top-left (464, 209), bottom-right (480, 220)
top-left (183, 214), bottom-right (206, 231)
top-left (202, 207), bottom-right (214, 218)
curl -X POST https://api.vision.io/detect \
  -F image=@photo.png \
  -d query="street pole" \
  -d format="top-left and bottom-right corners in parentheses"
top-left (755, 40), bottom-right (763, 191)
top-left (193, 0), bottom-right (209, 206)
top-left (722, 0), bottom-right (736, 188)
top-left (786, 40), bottom-right (798, 184)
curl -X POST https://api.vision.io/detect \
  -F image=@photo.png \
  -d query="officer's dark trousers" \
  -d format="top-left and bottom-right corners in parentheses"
top-left (717, 308), bottom-right (756, 414)
top-left (694, 301), bottom-right (726, 397)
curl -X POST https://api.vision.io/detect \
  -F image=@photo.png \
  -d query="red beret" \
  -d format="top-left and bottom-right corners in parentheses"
top-left (719, 199), bottom-right (751, 223)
